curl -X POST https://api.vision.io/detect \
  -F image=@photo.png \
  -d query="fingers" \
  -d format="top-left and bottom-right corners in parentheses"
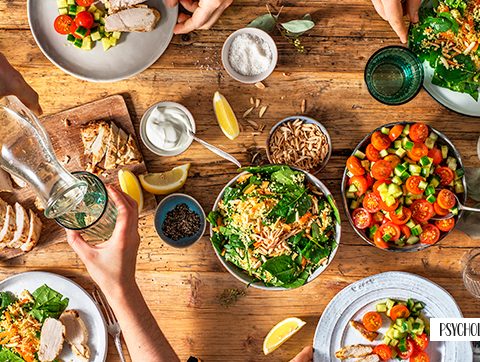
top-left (174, 0), bottom-right (223, 34)
top-left (179, 0), bottom-right (199, 13)
top-left (66, 230), bottom-right (93, 262)
top-left (164, 0), bottom-right (178, 7)
top-left (12, 76), bottom-right (43, 116)
top-left (406, 0), bottom-right (422, 23)
top-left (177, 12), bottom-right (190, 23)
top-left (382, 0), bottom-right (408, 43)
top-left (289, 346), bottom-right (313, 362)
top-left (107, 185), bottom-right (138, 236)
top-left (372, 0), bottom-right (386, 20)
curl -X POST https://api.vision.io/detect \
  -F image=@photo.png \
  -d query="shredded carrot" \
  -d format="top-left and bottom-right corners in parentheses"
top-left (299, 212), bottom-right (312, 224)
top-left (301, 257), bottom-right (308, 267)
top-left (253, 241), bottom-right (262, 248)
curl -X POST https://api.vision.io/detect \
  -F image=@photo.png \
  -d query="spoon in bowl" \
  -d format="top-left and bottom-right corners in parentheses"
top-left (431, 193), bottom-right (480, 221)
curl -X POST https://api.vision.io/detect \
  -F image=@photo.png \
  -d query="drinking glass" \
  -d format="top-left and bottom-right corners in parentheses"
top-left (463, 250), bottom-right (480, 298)
top-left (55, 171), bottom-right (118, 240)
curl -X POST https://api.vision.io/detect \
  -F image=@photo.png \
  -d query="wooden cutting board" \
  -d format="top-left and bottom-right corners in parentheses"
top-left (0, 95), bottom-right (156, 260)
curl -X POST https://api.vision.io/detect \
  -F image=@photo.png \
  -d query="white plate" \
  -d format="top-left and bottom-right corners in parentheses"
top-left (313, 271), bottom-right (472, 361)
top-left (0, 271), bottom-right (108, 361)
top-left (27, 1), bottom-right (178, 82)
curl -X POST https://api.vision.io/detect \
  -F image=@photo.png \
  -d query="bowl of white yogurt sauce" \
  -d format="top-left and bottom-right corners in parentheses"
top-left (139, 102), bottom-right (196, 157)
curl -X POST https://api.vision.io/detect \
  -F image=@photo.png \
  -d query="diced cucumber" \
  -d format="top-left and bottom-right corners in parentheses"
top-left (386, 298), bottom-right (395, 310)
top-left (74, 26), bottom-right (89, 38)
top-left (387, 148), bottom-right (396, 154)
top-left (354, 150), bottom-right (366, 159)
top-left (386, 328), bottom-right (395, 339)
top-left (379, 149), bottom-right (389, 158)
top-left (112, 31), bottom-right (122, 40)
top-left (67, 0), bottom-right (75, 4)
top-left (384, 195), bottom-right (397, 207)
top-left (376, 303), bottom-right (388, 313)
top-left (451, 206), bottom-right (459, 216)
top-left (377, 183), bottom-right (389, 194)
top-left (406, 220), bottom-right (416, 229)
top-left (419, 156), bottom-right (431, 167)
top-left (396, 318), bottom-right (405, 326)
top-left (411, 224), bottom-right (423, 236)
top-left (394, 140), bottom-right (402, 149)
top-left (381, 127), bottom-right (390, 135)
top-left (400, 170), bottom-right (410, 181)
top-left (361, 159), bottom-right (370, 171)
top-left (404, 195), bottom-right (413, 206)
top-left (441, 145), bottom-right (449, 159)
top-left (57, 0), bottom-right (67, 7)
top-left (426, 194), bottom-right (436, 203)
top-left (68, 4), bottom-right (77, 15)
top-left (88, 4), bottom-right (98, 12)
top-left (407, 236), bottom-right (419, 244)
top-left (455, 180), bottom-right (465, 193)
top-left (404, 141), bottom-right (414, 151)
top-left (73, 38), bottom-right (83, 48)
top-left (350, 199), bottom-right (360, 210)
top-left (91, 30), bottom-right (102, 41)
top-left (58, 7), bottom-right (68, 15)
top-left (455, 168), bottom-right (465, 179)
top-left (430, 132), bottom-right (438, 141)
top-left (447, 157), bottom-right (457, 171)
top-left (346, 191), bottom-right (355, 199)
top-left (409, 164), bottom-right (422, 175)
top-left (383, 336), bottom-right (392, 345)
top-left (429, 176), bottom-right (440, 188)
top-left (425, 185), bottom-right (435, 196)
top-left (395, 164), bottom-right (407, 177)
top-left (77, 5), bottom-right (86, 12)
top-left (99, 17), bottom-right (106, 25)
top-left (369, 225), bottom-right (379, 239)
top-left (102, 37), bottom-right (111, 51)
top-left (392, 176), bottom-right (403, 185)
top-left (383, 233), bottom-right (392, 242)
top-left (66, 34), bottom-right (75, 43)
top-left (81, 36), bottom-right (92, 50)
top-left (393, 329), bottom-right (405, 339)
top-left (420, 167), bottom-right (430, 178)
top-left (402, 124), bottom-right (410, 135)
top-left (348, 184), bottom-right (358, 193)
top-left (94, 11), bottom-right (102, 21)
top-left (418, 180), bottom-right (428, 190)
top-left (395, 147), bottom-right (406, 158)
top-left (388, 183), bottom-right (402, 197)
top-left (425, 137), bottom-right (435, 149)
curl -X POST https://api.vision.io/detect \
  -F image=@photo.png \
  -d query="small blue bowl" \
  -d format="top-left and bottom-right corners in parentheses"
top-left (154, 193), bottom-right (206, 248)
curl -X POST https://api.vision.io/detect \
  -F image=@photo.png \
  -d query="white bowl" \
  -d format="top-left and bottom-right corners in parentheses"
top-left (221, 28), bottom-right (278, 84)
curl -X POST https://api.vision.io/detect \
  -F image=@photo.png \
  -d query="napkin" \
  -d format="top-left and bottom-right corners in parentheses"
top-left (457, 168), bottom-right (480, 239)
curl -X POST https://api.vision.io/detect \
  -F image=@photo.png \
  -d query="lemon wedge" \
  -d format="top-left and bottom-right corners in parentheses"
top-left (118, 169), bottom-right (144, 212)
top-left (263, 317), bottom-right (306, 355)
top-left (139, 164), bottom-right (190, 195)
top-left (213, 91), bottom-right (240, 140)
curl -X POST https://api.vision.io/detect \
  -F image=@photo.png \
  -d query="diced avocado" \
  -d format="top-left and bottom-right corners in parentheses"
top-left (384, 195), bottom-right (397, 207)
top-left (429, 176), bottom-right (440, 188)
top-left (429, 132), bottom-right (439, 141)
top-left (381, 126), bottom-right (390, 135)
top-left (112, 31), bottom-right (122, 40)
top-left (386, 328), bottom-right (395, 339)
top-left (441, 145), bottom-right (449, 159)
top-left (393, 329), bottom-right (405, 339)
top-left (102, 37), bottom-right (111, 51)
top-left (395, 147), bottom-right (407, 158)
top-left (425, 137), bottom-right (435, 149)
top-left (346, 191), bottom-right (356, 199)
top-left (376, 303), bottom-right (388, 313)
top-left (109, 37), bottom-right (118, 47)
top-left (354, 150), bottom-right (366, 159)
top-left (379, 149), bottom-right (389, 158)
top-left (94, 11), bottom-right (101, 21)
top-left (426, 194), bottom-right (436, 203)
top-left (57, 0), bottom-right (67, 7)
top-left (58, 7), bottom-right (68, 15)
top-left (81, 36), bottom-right (92, 50)
top-left (76, 5), bottom-right (86, 12)
top-left (407, 236), bottom-right (419, 244)
top-left (361, 159), bottom-right (370, 171)
top-left (383, 336), bottom-right (392, 345)
top-left (350, 199), bottom-right (360, 210)
top-left (394, 140), bottom-right (402, 149)
top-left (348, 184), bottom-right (358, 193)
top-left (377, 182), bottom-right (389, 194)
top-left (455, 180), bottom-right (465, 194)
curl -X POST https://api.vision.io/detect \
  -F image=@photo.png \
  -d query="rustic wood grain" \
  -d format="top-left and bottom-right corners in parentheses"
top-left (0, 0), bottom-right (480, 361)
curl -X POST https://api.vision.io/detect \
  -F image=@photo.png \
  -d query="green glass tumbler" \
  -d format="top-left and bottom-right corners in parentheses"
top-left (365, 46), bottom-right (424, 105)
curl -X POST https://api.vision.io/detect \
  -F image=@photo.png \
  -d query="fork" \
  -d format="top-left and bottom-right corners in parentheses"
top-left (93, 288), bottom-right (127, 362)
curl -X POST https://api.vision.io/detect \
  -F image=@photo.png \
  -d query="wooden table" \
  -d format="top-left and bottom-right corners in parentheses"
top-left (1, 1), bottom-right (480, 361)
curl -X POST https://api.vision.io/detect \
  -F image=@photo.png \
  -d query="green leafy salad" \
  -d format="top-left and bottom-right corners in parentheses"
top-left (409, 0), bottom-right (480, 99)
top-left (208, 165), bottom-right (339, 288)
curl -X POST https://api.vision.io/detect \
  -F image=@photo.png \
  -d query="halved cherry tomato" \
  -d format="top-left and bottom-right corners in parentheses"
top-left (347, 156), bottom-right (365, 176)
top-left (376, 222), bottom-right (401, 243)
top-left (371, 131), bottom-right (392, 151)
top-left (54, 15), bottom-right (74, 35)
top-left (437, 189), bottom-right (456, 209)
top-left (435, 167), bottom-right (455, 186)
top-left (365, 174), bottom-right (374, 188)
top-left (373, 211), bottom-right (385, 224)
top-left (436, 217), bottom-right (455, 232)
top-left (352, 208), bottom-right (372, 230)
top-left (349, 175), bottom-right (369, 196)
top-left (428, 147), bottom-right (443, 165)
top-left (409, 123), bottom-right (429, 143)
top-left (76, 0), bottom-right (94, 5)
top-left (69, 21), bottom-right (90, 38)
top-left (412, 333), bottom-right (429, 351)
top-left (363, 192), bottom-right (381, 213)
top-left (389, 124), bottom-right (404, 141)
top-left (389, 207), bottom-right (412, 225)
top-left (397, 338), bottom-right (415, 359)
top-left (401, 225), bottom-right (411, 238)
top-left (373, 344), bottom-right (392, 361)
top-left (390, 304), bottom-right (410, 321)
top-left (379, 198), bottom-right (400, 212)
top-left (434, 202), bottom-right (449, 216)
top-left (371, 160), bottom-right (393, 180)
top-left (366, 143), bottom-right (381, 162)
top-left (406, 176), bottom-right (426, 195)
top-left (373, 180), bottom-right (390, 195)
top-left (420, 224), bottom-right (440, 244)
top-left (373, 230), bottom-right (389, 249)
top-left (411, 351), bottom-right (430, 362)
top-left (75, 11), bottom-right (94, 29)
top-left (362, 311), bottom-right (383, 332)
top-left (411, 199), bottom-right (435, 222)
top-left (407, 143), bottom-right (428, 161)
top-left (384, 154), bottom-right (401, 169)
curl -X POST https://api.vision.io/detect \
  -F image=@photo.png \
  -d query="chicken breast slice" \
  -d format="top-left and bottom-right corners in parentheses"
top-left (350, 320), bottom-right (379, 342)
top-left (38, 318), bottom-right (65, 362)
top-left (335, 345), bottom-right (374, 359)
top-left (8, 203), bottom-right (30, 249)
top-left (104, 123), bottom-right (119, 170)
top-left (120, 134), bottom-right (142, 165)
top-left (357, 354), bottom-right (380, 362)
top-left (104, 0), bottom-right (146, 11)
top-left (20, 210), bottom-right (42, 252)
top-left (105, 7), bottom-right (161, 32)
top-left (0, 205), bottom-right (16, 248)
top-left (60, 310), bottom-right (90, 361)
top-left (116, 128), bottom-right (128, 165)
top-left (0, 168), bottom-right (13, 193)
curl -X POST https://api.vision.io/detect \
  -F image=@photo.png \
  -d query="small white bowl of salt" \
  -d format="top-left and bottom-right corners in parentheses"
top-left (222, 28), bottom-right (278, 84)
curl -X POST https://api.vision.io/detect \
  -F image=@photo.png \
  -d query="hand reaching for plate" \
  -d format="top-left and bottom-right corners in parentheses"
top-left (290, 346), bottom-right (313, 362)
top-left (0, 53), bottom-right (42, 115)
top-left (371, 0), bottom-right (422, 43)
top-left (165, 0), bottom-right (233, 34)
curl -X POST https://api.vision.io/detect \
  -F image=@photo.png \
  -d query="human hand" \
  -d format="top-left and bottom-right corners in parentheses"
top-left (165, 0), bottom-right (233, 34)
top-left (371, 0), bottom-right (422, 43)
top-left (66, 185), bottom-right (140, 296)
top-left (0, 53), bottom-right (42, 115)
top-left (290, 346), bottom-right (313, 362)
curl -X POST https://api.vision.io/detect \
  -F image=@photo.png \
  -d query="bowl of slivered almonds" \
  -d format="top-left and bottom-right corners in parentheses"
top-left (266, 116), bottom-right (332, 174)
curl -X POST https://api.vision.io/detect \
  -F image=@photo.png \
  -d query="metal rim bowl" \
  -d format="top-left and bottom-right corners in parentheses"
top-left (210, 167), bottom-right (342, 290)
top-left (341, 121), bottom-right (467, 252)
top-left (266, 116), bottom-right (333, 175)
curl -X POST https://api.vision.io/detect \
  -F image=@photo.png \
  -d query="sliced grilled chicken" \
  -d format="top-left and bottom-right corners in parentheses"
top-left (350, 320), bottom-right (379, 342)
top-left (0, 198), bottom-right (7, 226)
top-left (104, 0), bottom-right (146, 12)
top-left (0, 205), bottom-right (16, 248)
top-left (335, 345), bottom-right (374, 359)
top-left (104, 123), bottom-right (119, 170)
top-left (105, 7), bottom-right (161, 32)
top-left (20, 210), bottom-right (42, 252)
top-left (38, 318), bottom-right (65, 362)
top-left (116, 128), bottom-right (128, 165)
top-left (357, 354), bottom-right (380, 362)
top-left (8, 203), bottom-right (30, 249)
top-left (10, 174), bottom-right (26, 188)
top-left (0, 168), bottom-right (13, 193)
top-left (120, 134), bottom-right (142, 164)
top-left (60, 310), bottom-right (90, 361)
top-left (81, 121), bottom-right (110, 169)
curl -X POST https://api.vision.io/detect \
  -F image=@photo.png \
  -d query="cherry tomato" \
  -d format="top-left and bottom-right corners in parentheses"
top-left (412, 333), bottom-right (429, 351)
top-left (373, 211), bottom-right (385, 224)
top-left (410, 351), bottom-right (430, 362)
top-left (420, 224), bottom-right (440, 245)
top-left (389, 124), bottom-right (404, 141)
top-left (373, 180), bottom-right (390, 195)
top-left (76, 0), bottom-right (94, 5)
top-left (373, 230), bottom-right (390, 249)
top-left (428, 147), bottom-right (443, 165)
top-left (376, 222), bottom-right (401, 243)
top-left (363, 192), bottom-right (381, 213)
top-left (409, 123), bottom-right (429, 143)
top-left (407, 143), bottom-right (429, 162)
top-left (389, 207), bottom-right (412, 225)
top-left (347, 156), bottom-right (365, 176)
top-left (390, 304), bottom-right (410, 321)
top-left (435, 167), bottom-right (455, 186)
top-left (435, 217), bottom-right (455, 232)
top-left (397, 338), bottom-right (415, 359)
top-left (411, 200), bottom-right (435, 223)
top-left (362, 311), bottom-right (383, 332)
top-left (371, 131), bottom-right (392, 151)
top-left (373, 344), bottom-right (393, 361)
top-left (54, 14), bottom-right (74, 35)
top-left (69, 21), bottom-right (90, 38)
top-left (406, 176), bottom-right (426, 195)
top-left (352, 208), bottom-right (372, 230)
top-left (349, 175), bottom-right (369, 196)
top-left (365, 173), bottom-right (374, 188)
top-left (371, 160), bottom-right (393, 180)
top-left (379, 198), bottom-right (400, 212)
top-left (437, 189), bottom-right (456, 209)
top-left (75, 11), bottom-right (94, 29)
top-left (384, 154), bottom-right (401, 169)
top-left (401, 225), bottom-right (411, 238)
top-left (434, 202), bottom-right (449, 216)
top-left (366, 143), bottom-right (381, 162)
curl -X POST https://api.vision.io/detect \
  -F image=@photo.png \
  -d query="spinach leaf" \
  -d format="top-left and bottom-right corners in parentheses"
top-left (223, 186), bottom-right (242, 204)
top-left (426, 16), bottom-right (453, 33)
top-left (327, 195), bottom-right (341, 224)
top-left (438, 12), bottom-right (459, 33)
top-left (262, 255), bottom-right (298, 284)
top-left (267, 188), bottom-right (311, 224)
top-left (0, 292), bottom-right (15, 311)
top-left (211, 232), bottom-right (224, 253)
top-left (444, 0), bottom-right (467, 11)
top-left (240, 165), bottom-right (286, 175)
top-left (207, 211), bottom-right (221, 227)
top-left (282, 270), bottom-right (309, 288)
top-left (29, 285), bottom-right (69, 323)
top-left (271, 167), bottom-right (297, 186)
top-left (0, 349), bottom-right (25, 362)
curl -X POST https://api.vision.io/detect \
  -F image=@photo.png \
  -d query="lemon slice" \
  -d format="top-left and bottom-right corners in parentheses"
top-left (139, 164), bottom-right (190, 195)
top-left (213, 91), bottom-right (240, 140)
top-left (263, 317), bottom-right (306, 355)
top-left (118, 169), bottom-right (144, 212)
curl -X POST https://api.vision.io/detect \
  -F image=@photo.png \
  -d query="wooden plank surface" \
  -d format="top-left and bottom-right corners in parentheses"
top-left (1, 1), bottom-right (480, 361)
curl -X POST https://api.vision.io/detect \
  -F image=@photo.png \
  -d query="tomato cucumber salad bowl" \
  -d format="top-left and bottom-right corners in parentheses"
top-left (208, 165), bottom-right (341, 290)
top-left (341, 121), bottom-right (466, 252)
